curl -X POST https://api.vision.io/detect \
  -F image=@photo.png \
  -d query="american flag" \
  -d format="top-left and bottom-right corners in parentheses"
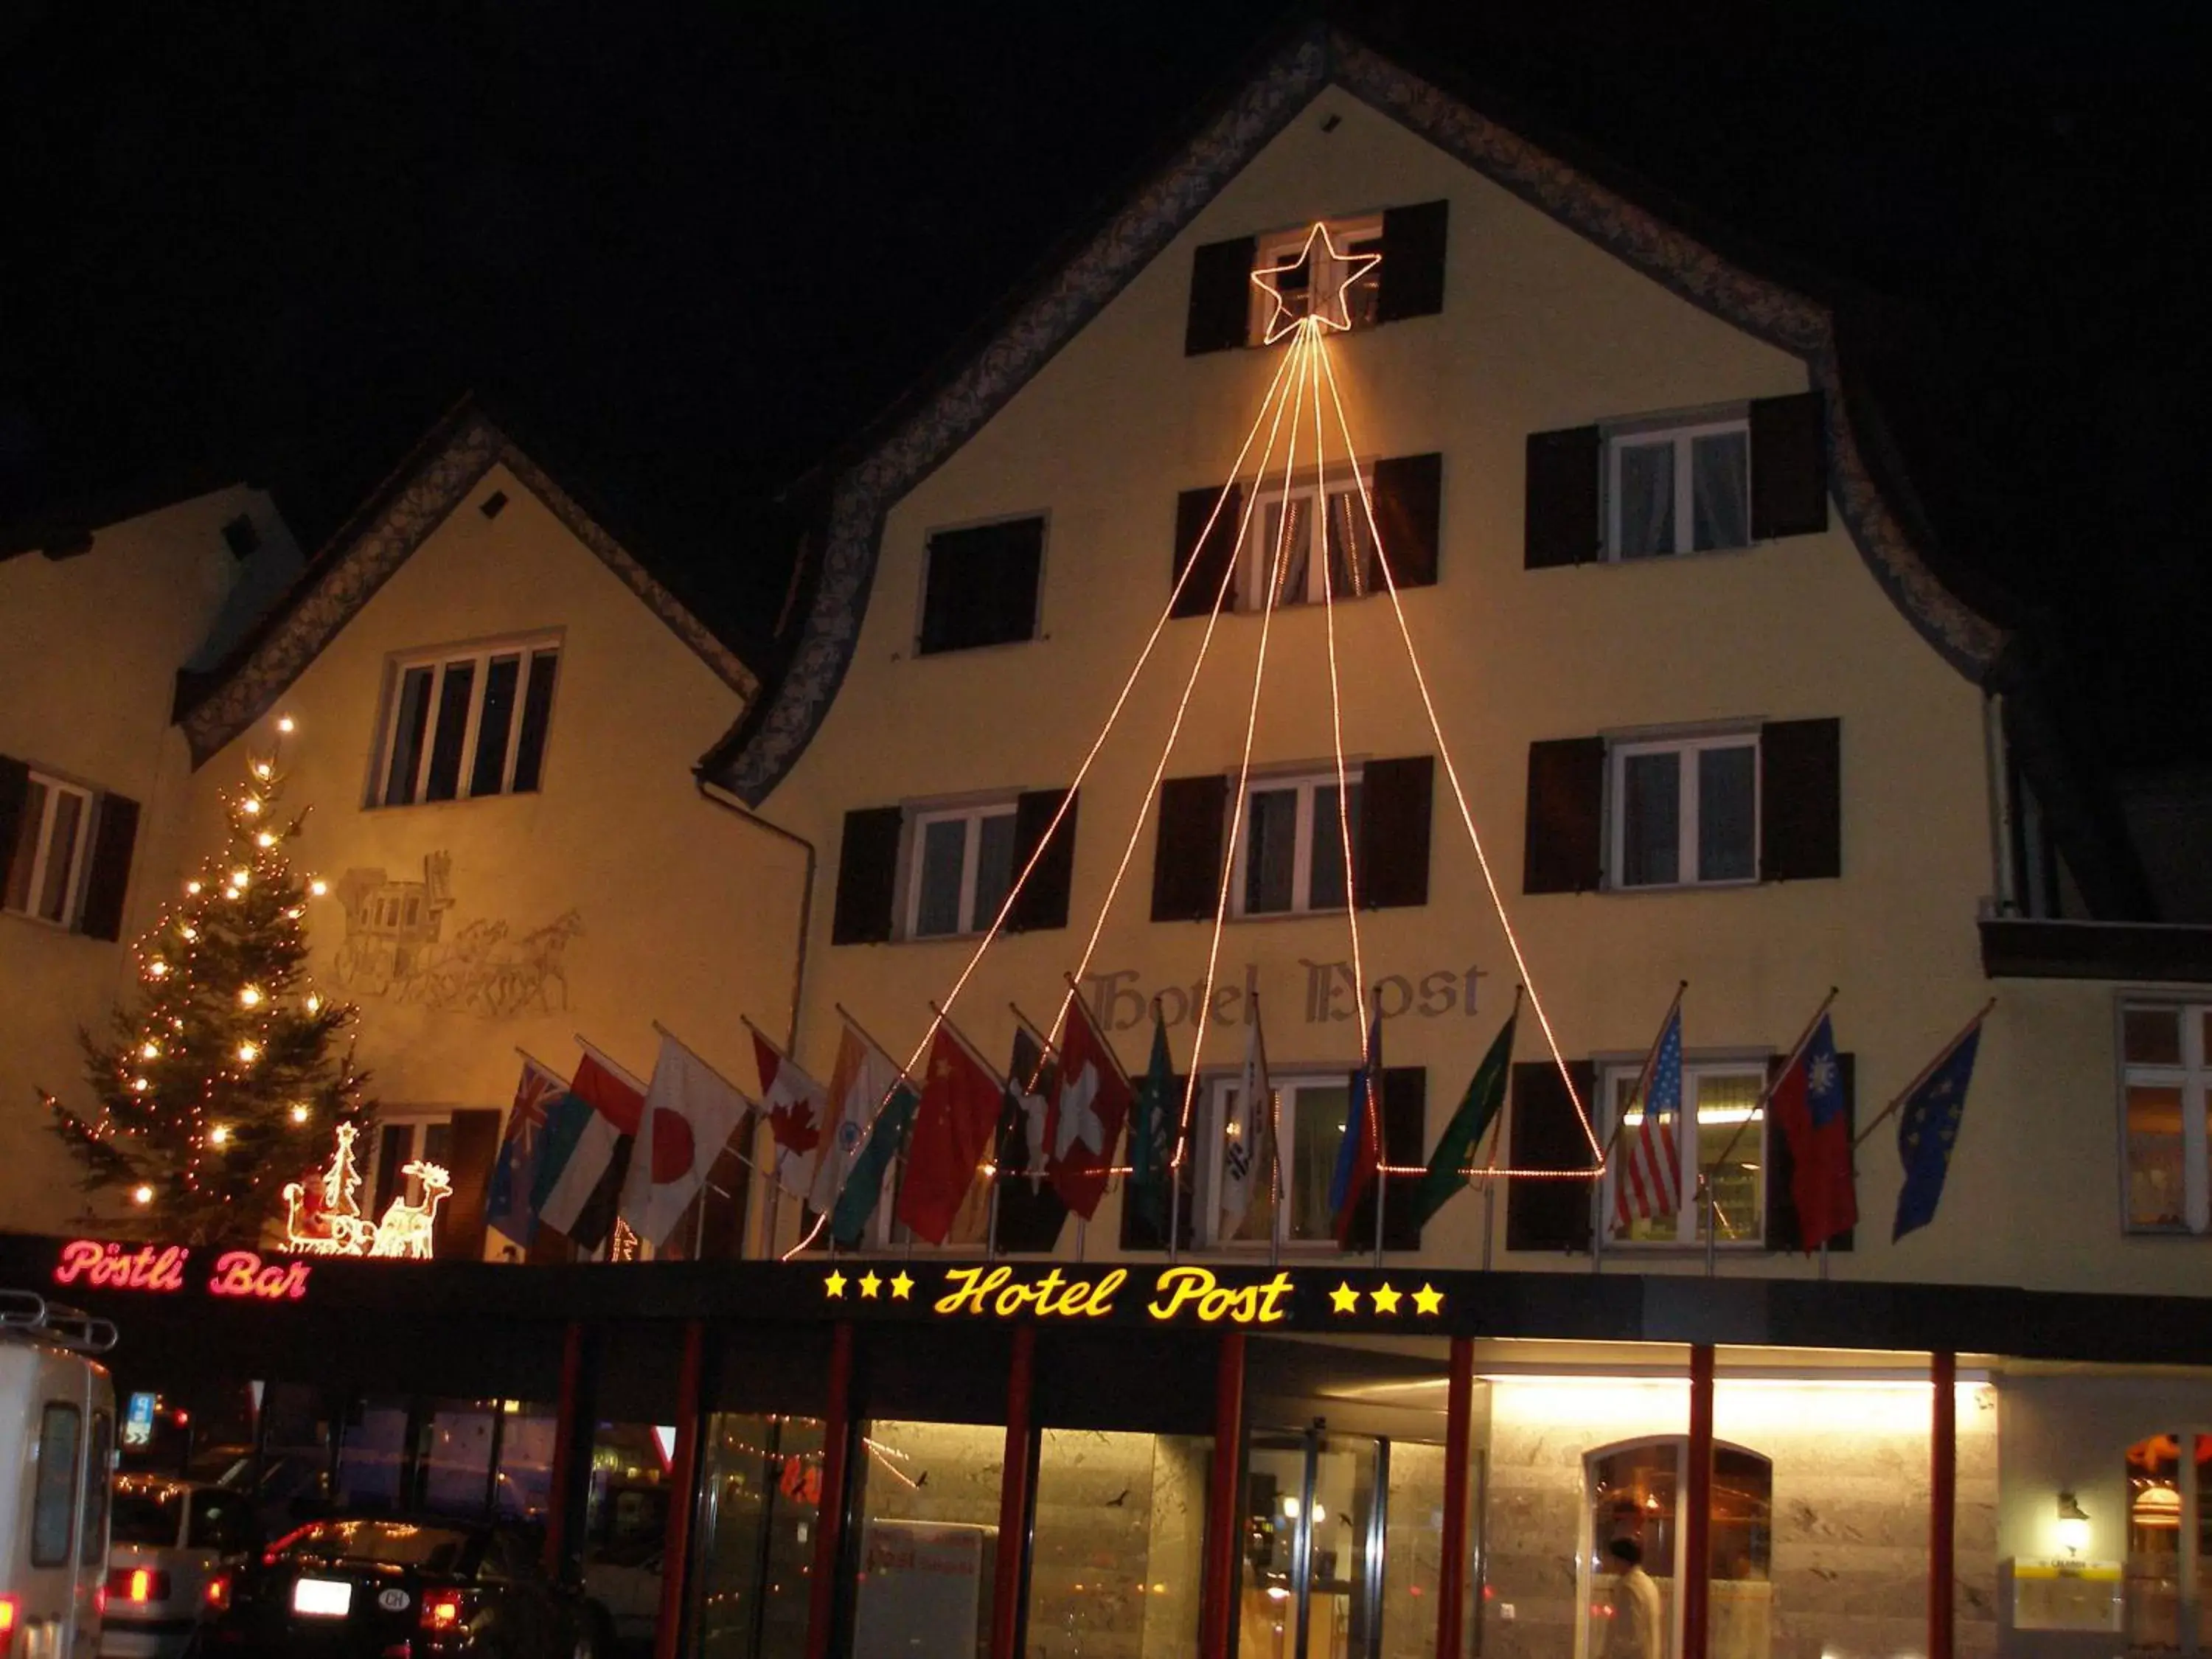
top-left (487, 1057), bottom-right (567, 1245)
top-left (1613, 1008), bottom-right (1683, 1229)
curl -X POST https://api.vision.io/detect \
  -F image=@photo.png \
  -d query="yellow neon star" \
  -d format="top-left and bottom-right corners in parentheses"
top-left (1250, 222), bottom-right (1383, 344)
top-left (1369, 1282), bottom-right (1403, 1315)
top-left (889, 1270), bottom-right (914, 1301)
top-left (1411, 1283), bottom-right (1444, 1317)
top-left (824, 1270), bottom-right (847, 1299)
top-left (859, 1271), bottom-right (882, 1300)
top-left (1329, 1281), bottom-right (1361, 1315)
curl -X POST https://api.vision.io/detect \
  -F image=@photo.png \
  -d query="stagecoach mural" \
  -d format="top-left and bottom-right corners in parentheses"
top-left (330, 851), bottom-right (581, 1018)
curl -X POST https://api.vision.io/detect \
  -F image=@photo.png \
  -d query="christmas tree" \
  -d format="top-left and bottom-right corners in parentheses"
top-left (48, 719), bottom-right (372, 1244)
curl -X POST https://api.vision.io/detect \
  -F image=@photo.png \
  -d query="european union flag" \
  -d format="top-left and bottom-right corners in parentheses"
top-left (1892, 1024), bottom-right (1983, 1241)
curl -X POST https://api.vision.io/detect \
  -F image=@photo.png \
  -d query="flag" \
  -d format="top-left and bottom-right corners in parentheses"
top-left (1770, 1013), bottom-right (1856, 1251)
top-left (1893, 1020), bottom-right (1985, 1241)
top-left (1128, 1014), bottom-right (1177, 1235)
top-left (830, 1083), bottom-right (918, 1247)
top-left (992, 1027), bottom-right (1067, 1252)
top-left (487, 1058), bottom-right (565, 1246)
top-left (1219, 1006), bottom-right (1275, 1239)
top-left (895, 1026), bottom-right (1005, 1244)
top-left (754, 1031), bottom-right (829, 1204)
top-left (534, 1048), bottom-right (647, 1252)
top-left (810, 1023), bottom-right (901, 1219)
top-left (1046, 993), bottom-right (1135, 1219)
top-left (620, 1033), bottom-right (752, 1248)
top-left (1329, 1012), bottom-right (1383, 1248)
top-left (1411, 1008), bottom-right (1517, 1230)
top-left (1613, 1007), bottom-right (1684, 1231)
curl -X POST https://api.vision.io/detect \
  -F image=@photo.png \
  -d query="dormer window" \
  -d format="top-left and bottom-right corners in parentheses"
top-left (372, 638), bottom-right (560, 807)
top-left (1245, 217), bottom-right (1383, 344)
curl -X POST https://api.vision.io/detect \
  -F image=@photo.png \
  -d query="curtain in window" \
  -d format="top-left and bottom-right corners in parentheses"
top-left (1618, 441), bottom-right (1675, 558)
top-left (1326, 491), bottom-right (1377, 596)
top-left (1262, 496), bottom-right (1314, 605)
top-left (1691, 431), bottom-right (1750, 551)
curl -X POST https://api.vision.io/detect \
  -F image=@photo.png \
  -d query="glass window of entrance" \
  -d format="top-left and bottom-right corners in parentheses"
top-left (1603, 1062), bottom-right (1766, 1245)
top-left (906, 801), bottom-right (1017, 939)
top-left (1610, 734), bottom-right (1758, 889)
top-left (1234, 772), bottom-right (1362, 917)
top-left (1587, 1437), bottom-right (1773, 1659)
top-left (372, 639), bottom-right (560, 807)
top-left (2122, 1431), bottom-right (2212, 1650)
top-left (2121, 1002), bottom-right (2212, 1233)
top-left (1203, 1072), bottom-right (1350, 1248)
top-left (1606, 417), bottom-right (1751, 558)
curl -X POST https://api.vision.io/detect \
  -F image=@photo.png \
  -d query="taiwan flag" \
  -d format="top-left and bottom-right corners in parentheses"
top-left (895, 1026), bottom-right (1004, 1245)
top-left (1046, 993), bottom-right (1135, 1220)
top-left (1769, 1013), bottom-right (1856, 1251)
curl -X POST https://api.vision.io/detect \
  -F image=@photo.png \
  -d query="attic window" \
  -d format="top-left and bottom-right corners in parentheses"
top-left (917, 516), bottom-right (1044, 655)
top-left (1247, 215), bottom-right (1384, 343)
top-left (1183, 200), bottom-right (1449, 355)
top-left (221, 515), bottom-right (260, 559)
top-left (372, 638), bottom-right (561, 807)
top-left (479, 491), bottom-right (509, 520)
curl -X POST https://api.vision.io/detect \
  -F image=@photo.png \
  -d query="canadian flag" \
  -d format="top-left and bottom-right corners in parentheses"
top-left (753, 1030), bottom-right (827, 1203)
top-left (1046, 992), bottom-right (1134, 1219)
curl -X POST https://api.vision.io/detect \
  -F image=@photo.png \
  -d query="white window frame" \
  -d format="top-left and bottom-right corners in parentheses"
top-left (2118, 998), bottom-right (2212, 1235)
top-left (370, 636), bottom-right (561, 808)
top-left (1599, 1056), bottom-right (1769, 1248)
top-left (1200, 1068), bottom-right (1352, 1251)
top-left (1245, 215), bottom-right (1385, 346)
top-left (1604, 414), bottom-right (1752, 560)
top-left (3, 769), bottom-right (95, 928)
top-left (1239, 467), bottom-right (1378, 613)
top-left (1230, 768), bottom-right (1362, 918)
top-left (368, 1114), bottom-right (453, 1216)
top-left (1606, 732), bottom-right (1761, 891)
top-left (903, 800), bottom-right (1019, 941)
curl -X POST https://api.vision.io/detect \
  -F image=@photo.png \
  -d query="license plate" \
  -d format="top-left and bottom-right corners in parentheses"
top-left (293, 1577), bottom-right (354, 1618)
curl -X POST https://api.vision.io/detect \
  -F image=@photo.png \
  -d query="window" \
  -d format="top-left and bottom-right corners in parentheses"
top-left (32, 1400), bottom-right (82, 1566)
top-left (371, 1118), bottom-right (453, 1220)
top-left (1584, 1438), bottom-right (1772, 1659)
top-left (917, 516), bottom-right (1043, 655)
top-left (1606, 416), bottom-right (1750, 558)
top-left (1233, 771), bottom-right (1361, 917)
top-left (2124, 1432), bottom-right (2212, 1649)
top-left (1609, 734), bottom-right (1759, 889)
top-left (905, 801), bottom-right (1018, 939)
top-left (2121, 1002), bottom-right (2212, 1234)
top-left (372, 640), bottom-right (560, 807)
top-left (80, 1409), bottom-right (111, 1564)
top-left (1237, 474), bottom-right (1381, 610)
top-left (1200, 1071), bottom-right (1349, 1248)
top-left (1601, 1060), bottom-right (1767, 1245)
top-left (3, 769), bottom-right (94, 925)
top-left (1247, 216), bottom-right (1384, 344)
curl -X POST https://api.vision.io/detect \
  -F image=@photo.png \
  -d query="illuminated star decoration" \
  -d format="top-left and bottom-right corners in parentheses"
top-left (1411, 1283), bottom-right (1444, 1317)
top-left (824, 1270), bottom-right (847, 1299)
top-left (1329, 1281), bottom-right (1361, 1315)
top-left (1250, 222), bottom-right (1382, 345)
top-left (889, 1270), bottom-right (914, 1301)
top-left (859, 1270), bottom-right (883, 1300)
top-left (1369, 1283), bottom-right (1402, 1315)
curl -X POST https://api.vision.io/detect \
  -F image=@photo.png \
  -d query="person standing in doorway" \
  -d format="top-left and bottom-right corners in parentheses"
top-left (1605, 1537), bottom-right (1663, 1659)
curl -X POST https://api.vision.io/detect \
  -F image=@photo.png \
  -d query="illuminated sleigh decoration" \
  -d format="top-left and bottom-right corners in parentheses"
top-left (282, 1122), bottom-right (448, 1259)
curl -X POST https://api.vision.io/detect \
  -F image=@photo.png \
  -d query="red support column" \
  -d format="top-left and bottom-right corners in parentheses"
top-left (1931, 1350), bottom-right (1957, 1659)
top-left (543, 1321), bottom-right (588, 1578)
top-left (1436, 1336), bottom-right (1476, 1659)
top-left (805, 1322), bottom-right (858, 1659)
top-left (1681, 1344), bottom-right (1715, 1659)
top-left (990, 1326), bottom-right (1039, 1659)
top-left (1199, 1331), bottom-right (1248, 1659)
top-left (653, 1321), bottom-right (708, 1659)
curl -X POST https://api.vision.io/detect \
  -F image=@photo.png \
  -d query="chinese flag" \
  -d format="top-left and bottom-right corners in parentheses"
top-left (894, 1027), bottom-right (1004, 1245)
top-left (1047, 994), bottom-right (1135, 1220)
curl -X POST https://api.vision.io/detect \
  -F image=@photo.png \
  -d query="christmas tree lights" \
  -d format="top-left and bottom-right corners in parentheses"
top-left (47, 717), bottom-right (373, 1244)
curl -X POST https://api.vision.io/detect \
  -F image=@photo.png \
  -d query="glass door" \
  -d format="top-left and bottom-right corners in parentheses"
top-left (1242, 1428), bottom-right (1385, 1659)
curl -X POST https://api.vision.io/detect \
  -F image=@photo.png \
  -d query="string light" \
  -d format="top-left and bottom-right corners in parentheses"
top-left (304, 994), bottom-right (321, 1015)
top-left (256, 831), bottom-right (276, 848)
top-left (229, 869), bottom-right (250, 888)
top-left (131, 1184), bottom-right (153, 1206)
top-left (252, 760), bottom-right (273, 780)
top-left (236, 1042), bottom-right (260, 1065)
top-left (208, 1124), bottom-right (231, 1147)
top-left (181, 925), bottom-right (197, 941)
top-left (289, 1103), bottom-right (311, 1125)
top-left (185, 881), bottom-right (202, 896)
top-left (147, 960), bottom-right (168, 978)
top-left (238, 985), bottom-right (263, 1009)
top-left (240, 796), bottom-right (262, 817)
top-left (276, 715), bottom-right (295, 733)
top-left (309, 879), bottom-right (328, 898)
top-left (139, 1042), bottom-right (159, 1060)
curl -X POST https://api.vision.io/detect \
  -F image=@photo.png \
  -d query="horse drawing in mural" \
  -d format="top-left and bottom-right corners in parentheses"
top-left (330, 851), bottom-right (580, 1020)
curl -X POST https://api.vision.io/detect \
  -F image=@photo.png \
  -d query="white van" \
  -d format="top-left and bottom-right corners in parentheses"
top-left (1, 1290), bottom-right (119, 1659)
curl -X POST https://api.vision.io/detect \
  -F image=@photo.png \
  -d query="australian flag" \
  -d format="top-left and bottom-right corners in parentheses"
top-left (487, 1058), bottom-right (566, 1246)
top-left (1892, 1021), bottom-right (1985, 1241)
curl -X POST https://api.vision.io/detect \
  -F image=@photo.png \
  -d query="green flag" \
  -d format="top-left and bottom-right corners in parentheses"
top-left (830, 1084), bottom-right (919, 1247)
top-left (1412, 1011), bottom-right (1517, 1229)
top-left (1129, 1015), bottom-right (1175, 1231)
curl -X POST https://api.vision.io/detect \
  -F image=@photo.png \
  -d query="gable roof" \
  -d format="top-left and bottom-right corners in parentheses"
top-left (698, 20), bottom-right (2008, 807)
top-left (175, 398), bottom-right (758, 767)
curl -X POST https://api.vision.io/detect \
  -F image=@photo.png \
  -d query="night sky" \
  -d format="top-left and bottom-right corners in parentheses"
top-left (3, 3), bottom-right (2202, 767)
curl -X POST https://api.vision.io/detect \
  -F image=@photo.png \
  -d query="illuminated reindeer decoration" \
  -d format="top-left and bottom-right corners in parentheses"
top-left (280, 1123), bottom-right (448, 1259)
top-left (369, 1161), bottom-right (451, 1259)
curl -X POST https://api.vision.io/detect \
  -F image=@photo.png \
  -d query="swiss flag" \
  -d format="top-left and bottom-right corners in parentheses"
top-left (895, 1026), bottom-right (1004, 1244)
top-left (754, 1032), bottom-right (827, 1201)
top-left (1046, 994), bottom-right (1134, 1220)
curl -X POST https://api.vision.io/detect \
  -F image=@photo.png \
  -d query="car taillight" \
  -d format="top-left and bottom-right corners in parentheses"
top-left (204, 1572), bottom-right (233, 1614)
top-left (2, 1592), bottom-right (20, 1657)
top-left (107, 1568), bottom-right (173, 1604)
top-left (262, 1523), bottom-right (318, 1567)
top-left (420, 1589), bottom-right (466, 1632)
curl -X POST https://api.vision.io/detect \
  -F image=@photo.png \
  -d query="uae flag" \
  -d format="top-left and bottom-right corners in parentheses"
top-left (895, 1026), bottom-right (1004, 1245)
top-left (1047, 992), bottom-right (1133, 1220)
top-left (533, 1047), bottom-right (647, 1252)
top-left (619, 1032), bottom-right (752, 1248)
top-left (754, 1031), bottom-right (828, 1203)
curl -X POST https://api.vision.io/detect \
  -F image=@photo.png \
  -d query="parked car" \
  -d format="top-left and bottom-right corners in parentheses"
top-left (2, 1290), bottom-right (118, 1659)
top-left (100, 1476), bottom-right (253, 1658)
top-left (210, 1515), bottom-right (607, 1658)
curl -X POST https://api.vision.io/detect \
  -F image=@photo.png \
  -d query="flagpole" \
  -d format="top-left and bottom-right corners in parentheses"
top-left (571, 1033), bottom-right (648, 1093)
top-left (1369, 990), bottom-right (1387, 1270)
top-left (1704, 986), bottom-right (1838, 1277)
top-left (1853, 999), bottom-right (1997, 1150)
top-left (648, 1022), bottom-right (759, 1104)
top-left (1593, 981), bottom-right (1686, 1276)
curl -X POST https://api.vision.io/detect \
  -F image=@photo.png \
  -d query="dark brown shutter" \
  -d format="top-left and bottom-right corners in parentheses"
top-left (1172, 484), bottom-right (1241, 619)
top-left (1525, 425), bottom-right (1601, 568)
top-left (1764, 1051), bottom-right (1854, 1252)
top-left (1375, 201), bottom-right (1448, 322)
top-left (1759, 718), bottom-right (1841, 882)
top-left (76, 793), bottom-right (139, 941)
top-left (830, 806), bottom-right (905, 944)
top-left (434, 1109), bottom-right (503, 1261)
top-left (1371, 453), bottom-right (1442, 588)
top-left (1357, 755), bottom-right (1433, 909)
top-left (1119, 1075), bottom-right (1189, 1251)
top-left (919, 518), bottom-right (1044, 655)
top-left (0, 755), bottom-right (29, 896)
top-left (1007, 787), bottom-right (1078, 933)
top-left (1504, 1060), bottom-right (1597, 1252)
top-left (1150, 775), bottom-right (1228, 922)
top-left (1185, 237), bottom-right (1256, 355)
top-left (1750, 392), bottom-right (1829, 538)
top-left (1523, 738), bottom-right (1604, 894)
top-left (1343, 1068), bottom-right (1426, 1251)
